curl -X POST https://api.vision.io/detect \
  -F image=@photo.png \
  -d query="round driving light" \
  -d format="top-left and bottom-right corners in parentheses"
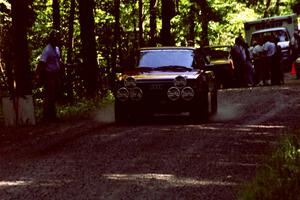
top-left (129, 87), bottom-right (143, 101)
top-left (181, 87), bottom-right (195, 101)
top-left (174, 76), bottom-right (187, 88)
top-left (167, 87), bottom-right (180, 101)
top-left (124, 76), bottom-right (136, 88)
top-left (116, 87), bottom-right (129, 102)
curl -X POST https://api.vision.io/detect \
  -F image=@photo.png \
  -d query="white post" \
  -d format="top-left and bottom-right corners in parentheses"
top-left (2, 95), bottom-right (36, 126)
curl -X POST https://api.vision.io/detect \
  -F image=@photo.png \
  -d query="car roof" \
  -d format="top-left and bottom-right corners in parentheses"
top-left (252, 27), bottom-right (287, 34)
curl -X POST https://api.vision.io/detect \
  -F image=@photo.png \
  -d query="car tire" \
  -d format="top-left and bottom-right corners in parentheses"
top-left (115, 101), bottom-right (129, 124)
top-left (190, 92), bottom-right (209, 123)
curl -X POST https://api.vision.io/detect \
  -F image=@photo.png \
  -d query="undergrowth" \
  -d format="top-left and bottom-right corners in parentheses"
top-left (35, 91), bottom-right (115, 121)
top-left (238, 130), bottom-right (300, 200)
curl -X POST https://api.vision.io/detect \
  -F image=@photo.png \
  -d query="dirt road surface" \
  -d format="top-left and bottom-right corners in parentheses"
top-left (1, 75), bottom-right (300, 200)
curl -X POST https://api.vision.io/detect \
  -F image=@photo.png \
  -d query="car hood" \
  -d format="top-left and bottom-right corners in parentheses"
top-left (122, 70), bottom-right (202, 81)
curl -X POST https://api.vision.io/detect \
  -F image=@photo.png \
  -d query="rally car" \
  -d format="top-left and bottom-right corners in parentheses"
top-left (114, 47), bottom-right (218, 123)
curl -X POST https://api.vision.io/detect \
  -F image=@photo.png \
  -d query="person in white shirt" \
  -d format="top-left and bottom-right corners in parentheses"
top-left (262, 35), bottom-right (276, 85)
top-left (251, 38), bottom-right (264, 86)
top-left (36, 30), bottom-right (64, 122)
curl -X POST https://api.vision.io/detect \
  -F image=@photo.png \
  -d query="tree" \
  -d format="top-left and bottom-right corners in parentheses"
top-left (11, 0), bottom-right (33, 96)
top-left (149, 0), bottom-right (157, 46)
top-left (160, 0), bottom-right (176, 46)
top-left (263, 0), bottom-right (272, 17)
top-left (111, 0), bottom-right (120, 90)
top-left (187, 0), bottom-right (196, 43)
top-left (292, 2), bottom-right (300, 14)
top-left (52, 0), bottom-right (60, 30)
top-left (138, 0), bottom-right (144, 46)
top-left (78, 0), bottom-right (98, 97)
top-left (67, 0), bottom-right (75, 63)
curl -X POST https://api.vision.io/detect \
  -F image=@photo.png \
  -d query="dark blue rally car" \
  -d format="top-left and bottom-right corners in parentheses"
top-left (114, 47), bottom-right (218, 123)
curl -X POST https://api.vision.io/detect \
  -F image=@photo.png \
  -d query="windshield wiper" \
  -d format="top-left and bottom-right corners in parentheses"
top-left (155, 65), bottom-right (192, 71)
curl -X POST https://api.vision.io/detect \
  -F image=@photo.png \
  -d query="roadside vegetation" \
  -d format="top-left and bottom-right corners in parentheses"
top-left (238, 130), bottom-right (300, 200)
top-left (34, 91), bottom-right (115, 121)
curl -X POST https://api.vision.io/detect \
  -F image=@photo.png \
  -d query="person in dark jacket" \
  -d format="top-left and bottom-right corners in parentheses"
top-left (230, 37), bottom-right (248, 87)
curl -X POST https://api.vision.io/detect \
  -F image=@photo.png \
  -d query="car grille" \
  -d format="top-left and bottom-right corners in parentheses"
top-left (149, 83), bottom-right (164, 90)
top-left (137, 81), bottom-right (172, 100)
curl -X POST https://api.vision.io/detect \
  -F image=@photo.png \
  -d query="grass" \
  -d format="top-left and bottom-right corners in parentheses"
top-left (238, 130), bottom-right (300, 200)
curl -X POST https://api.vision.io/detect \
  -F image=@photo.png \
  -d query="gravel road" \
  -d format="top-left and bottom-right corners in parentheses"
top-left (1, 74), bottom-right (300, 200)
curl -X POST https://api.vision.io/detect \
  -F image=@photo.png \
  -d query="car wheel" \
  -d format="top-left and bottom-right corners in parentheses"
top-left (115, 101), bottom-right (129, 124)
top-left (190, 92), bottom-right (209, 123)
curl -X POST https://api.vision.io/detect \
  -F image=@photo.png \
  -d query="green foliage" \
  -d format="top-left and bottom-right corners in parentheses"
top-left (1, 0), bottom-right (299, 100)
top-left (238, 131), bottom-right (300, 200)
top-left (57, 92), bottom-right (114, 119)
top-left (34, 90), bottom-right (115, 120)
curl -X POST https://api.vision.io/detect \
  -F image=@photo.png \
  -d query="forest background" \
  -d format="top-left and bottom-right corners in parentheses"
top-left (0, 0), bottom-right (300, 103)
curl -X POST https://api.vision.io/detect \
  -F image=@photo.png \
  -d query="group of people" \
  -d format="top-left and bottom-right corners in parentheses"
top-left (230, 34), bottom-right (284, 87)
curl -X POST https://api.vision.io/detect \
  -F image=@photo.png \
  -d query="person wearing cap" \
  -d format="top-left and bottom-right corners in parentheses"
top-left (35, 30), bottom-right (64, 122)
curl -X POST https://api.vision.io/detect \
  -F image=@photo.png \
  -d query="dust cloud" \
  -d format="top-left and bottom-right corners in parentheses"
top-left (94, 103), bottom-right (115, 123)
top-left (211, 102), bottom-right (244, 122)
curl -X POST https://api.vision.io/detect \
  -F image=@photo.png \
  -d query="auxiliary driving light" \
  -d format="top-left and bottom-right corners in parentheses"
top-left (181, 87), bottom-right (195, 101)
top-left (167, 87), bottom-right (180, 101)
top-left (174, 76), bottom-right (187, 88)
top-left (116, 87), bottom-right (129, 102)
top-left (129, 87), bottom-right (143, 101)
top-left (124, 76), bottom-right (136, 87)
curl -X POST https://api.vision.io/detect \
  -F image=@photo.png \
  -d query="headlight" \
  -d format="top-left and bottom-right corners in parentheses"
top-left (129, 87), bottom-right (143, 101)
top-left (167, 87), bottom-right (180, 101)
top-left (181, 87), bottom-right (194, 101)
top-left (116, 87), bottom-right (129, 101)
top-left (174, 76), bottom-right (187, 88)
top-left (124, 76), bottom-right (136, 87)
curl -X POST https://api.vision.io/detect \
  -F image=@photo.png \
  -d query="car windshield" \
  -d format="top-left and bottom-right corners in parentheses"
top-left (138, 49), bottom-right (194, 69)
top-left (251, 29), bottom-right (289, 46)
top-left (204, 46), bottom-right (231, 60)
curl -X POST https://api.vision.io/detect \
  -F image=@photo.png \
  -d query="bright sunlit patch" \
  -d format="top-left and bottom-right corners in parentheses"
top-left (0, 180), bottom-right (33, 187)
top-left (243, 124), bottom-right (286, 129)
top-left (102, 173), bottom-right (237, 187)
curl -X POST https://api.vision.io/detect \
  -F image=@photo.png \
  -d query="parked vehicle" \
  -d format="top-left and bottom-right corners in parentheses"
top-left (203, 45), bottom-right (235, 89)
top-left (114, 47), bottom-right (218, 123)
top-left (244, 14), bottom-right (298, 71)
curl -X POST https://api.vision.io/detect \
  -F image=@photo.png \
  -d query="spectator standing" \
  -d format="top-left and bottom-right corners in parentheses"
top-left (291, 32), bottom-right (300, 61)
top-left (272, 38), bottom-right (284, 85)
top-left (262, 35), bottom-right (276, 85)
top-left (251, 38), bottom-right (264, 86)
top-left (240, 37), bottom-right (255, 86)
top-left (230, 37), bottom-right (248, 87)
top-left (35, 30), bottom-right (64, 122)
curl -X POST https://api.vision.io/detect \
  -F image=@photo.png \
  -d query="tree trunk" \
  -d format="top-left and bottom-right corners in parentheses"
top-left (161, 0), bottom-right (175, 46)
top-left (263, 0), bottom-right (272, 17)
top-left (138, 0), bottom-right (144, 47)
top-left (52, 0), bottom-right (60, 30)
top-left (11, 0), bottom-right (32, 96)
top-left (111, 0), bottom-right (120, 92)
top-left (67, 0), bottom-right (75, 63)
top-left (188, 1), bottom-right (196, 44)
top-left (198, 0), bottom-right (210, 46)
top-left (65, 0), bottom-right (76, 100)
top-left (79, 0), bottom-right (98, 97)
top-left (149, 0), bottom-right (157, 46)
